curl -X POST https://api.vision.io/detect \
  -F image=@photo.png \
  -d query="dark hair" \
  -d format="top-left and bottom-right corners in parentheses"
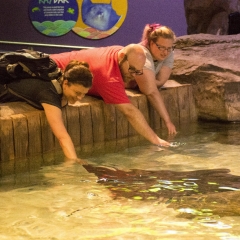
top-left (62, 60), bottom-right (93, 88)
top-left (141, 23), bottom-right (176, 47)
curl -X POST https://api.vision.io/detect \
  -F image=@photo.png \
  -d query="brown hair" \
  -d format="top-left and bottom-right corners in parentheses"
top-left (61, 60), bottom-right (93, 88)
top-left (141, 23), bottom-right (176, 47)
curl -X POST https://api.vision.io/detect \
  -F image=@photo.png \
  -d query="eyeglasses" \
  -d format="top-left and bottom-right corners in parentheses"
top-left (126, 59), bottom-right (143, 75)
top-left (128, 66), bottom-right (143, 75)
top-left (154, 42), bottom-right (174, 53)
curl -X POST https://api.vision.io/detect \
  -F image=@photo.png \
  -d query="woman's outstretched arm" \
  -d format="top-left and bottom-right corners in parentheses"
top-left (42, 103), bottom-right (86, 164)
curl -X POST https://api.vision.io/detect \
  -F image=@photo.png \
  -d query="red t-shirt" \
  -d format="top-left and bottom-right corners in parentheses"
top-left (50, 46), bottom-right (130, 104)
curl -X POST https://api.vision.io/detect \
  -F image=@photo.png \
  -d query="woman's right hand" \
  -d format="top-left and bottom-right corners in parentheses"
top-left (156, 137), bottom-right (170, 147)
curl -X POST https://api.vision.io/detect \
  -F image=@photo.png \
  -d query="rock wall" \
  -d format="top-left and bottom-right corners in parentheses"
top-left (171, 33), bottom-right (240, 121)
top-left (184, 0), bottom-right (240, 35)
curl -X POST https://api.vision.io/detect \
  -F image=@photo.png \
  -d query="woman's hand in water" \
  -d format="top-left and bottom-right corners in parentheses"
top-left (156, 138), bottom-right (170, 147)
top-left (76, 158), bottom-right (88, 165)
top-left (64, 157), bottom-right (88, 166)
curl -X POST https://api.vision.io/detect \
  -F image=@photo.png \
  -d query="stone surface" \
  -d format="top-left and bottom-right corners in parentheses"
top-left (171, 33), bottom-right (240, 121)
top-left (184, 0), bottom-right (240, 35)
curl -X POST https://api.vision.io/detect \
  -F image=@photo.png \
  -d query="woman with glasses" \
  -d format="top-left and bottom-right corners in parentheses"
top-left (125, 23), bottom-right (177, 135)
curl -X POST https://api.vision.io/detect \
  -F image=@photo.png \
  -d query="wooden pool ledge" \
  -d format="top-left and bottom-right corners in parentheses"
top-left (0, 81), bottom-right (197, 161)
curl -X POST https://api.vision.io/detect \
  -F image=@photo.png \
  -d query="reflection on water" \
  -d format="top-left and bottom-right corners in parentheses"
top-left (0, 121), bottom-right (240, 239)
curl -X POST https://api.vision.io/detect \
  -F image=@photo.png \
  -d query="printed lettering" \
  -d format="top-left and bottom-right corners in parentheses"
top-left (54, 0), bottom-right (69, 3)
top-left (39, 0), bottom-right (52, 4)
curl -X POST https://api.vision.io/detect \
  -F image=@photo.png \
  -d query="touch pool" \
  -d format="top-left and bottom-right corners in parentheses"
top-left (0, 121), bottom-right (240, 240)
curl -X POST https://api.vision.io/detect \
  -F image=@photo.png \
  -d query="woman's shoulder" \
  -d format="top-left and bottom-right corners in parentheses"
top-left (138, 43), bottom-right (154, 65)
top-left (138, 42), bottom-right (151, 54)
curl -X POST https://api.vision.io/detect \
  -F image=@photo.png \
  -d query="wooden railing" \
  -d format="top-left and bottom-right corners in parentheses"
top-left (0, 84), bottom-right (197, 162)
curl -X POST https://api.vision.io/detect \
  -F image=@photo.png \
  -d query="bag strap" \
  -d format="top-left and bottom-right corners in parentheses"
top-left (18, 62), bottom-right (36, 77)
top-left (51, 79), bottom-right (62, 95)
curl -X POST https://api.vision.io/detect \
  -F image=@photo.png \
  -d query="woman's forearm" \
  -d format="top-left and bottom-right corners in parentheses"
top-left (58, 135), bottom-right (78, 160)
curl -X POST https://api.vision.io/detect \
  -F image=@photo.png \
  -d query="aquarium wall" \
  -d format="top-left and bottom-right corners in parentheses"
top-left (0, 0), bottom-right (187, 53)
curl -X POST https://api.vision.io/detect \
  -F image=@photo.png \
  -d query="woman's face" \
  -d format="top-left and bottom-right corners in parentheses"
top-left (149, 37), bottom-right (174, 61)
top-left (62, 80), bottom-right (90, 104)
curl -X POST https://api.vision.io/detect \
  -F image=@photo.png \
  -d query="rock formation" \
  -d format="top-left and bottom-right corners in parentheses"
top-left (171, 33), bottom-right (240, 121)
top-left (184, 0), bottom-right (240, 35)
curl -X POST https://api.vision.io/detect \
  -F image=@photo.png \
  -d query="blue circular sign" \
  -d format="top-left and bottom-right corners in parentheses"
top-left (29, 0), bottom-right (79, 36)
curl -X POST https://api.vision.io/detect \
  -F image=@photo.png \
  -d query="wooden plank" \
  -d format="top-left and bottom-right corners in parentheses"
top-left (147, 101), bottom-right (154, 129)
top-left (126, 92), bottom-right (138, 136)
top-left (39, 111), bottom-right (55, 153)
top-left (147, 100), bottom-right (162, 130)
top-left (11, 114), bottom-right (28, 159)
top-left (136, 94), bottom-right (150, 143)
top-left (188, 84), bottom-right (198, 121)
top-left (90, 100), bottom-right (105, 143)
top-left (79, 103), bottom-right (93, 145)
top-left (0, 86), bottom-right (198, 165)
top-left (177, 85), bottom-right (191, 123)
top-left (116, 107), bottom-right (128, 139)
top-left (160, 88), bottom-right (180, 128)
top-left (0, 116), bottom-right (14, 161)
top-left (23, 111), bottom-right (42, 156)
top-left (138, 94), bottom-right (149, 124)
top-left (55, 107), bottom-right (68, 150)
top-left (65, 105), bottom-right (81, 147)
top-left (103, 103), bottom-right (116, 141)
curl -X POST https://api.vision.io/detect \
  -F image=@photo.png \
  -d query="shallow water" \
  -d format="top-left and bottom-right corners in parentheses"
top-left (1, 121), bottom-right (240, 240)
